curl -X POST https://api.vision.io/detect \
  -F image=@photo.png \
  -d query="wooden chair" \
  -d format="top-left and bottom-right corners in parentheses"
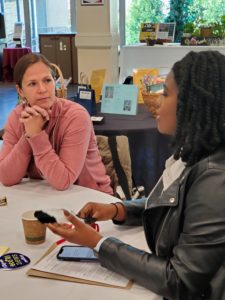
top-left (96, 135), bottom-right (132, 200)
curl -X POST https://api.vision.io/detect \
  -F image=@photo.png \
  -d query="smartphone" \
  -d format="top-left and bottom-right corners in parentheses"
top-left (57, 246), bottom-right (98, 261)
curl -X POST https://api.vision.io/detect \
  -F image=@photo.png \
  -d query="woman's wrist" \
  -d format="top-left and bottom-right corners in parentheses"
top-left (89, 233), bottom-right (103, 249)
top-left (24, 130), bottom-right (43, 139)
top-left (110, 202), bottom-right (126, 221)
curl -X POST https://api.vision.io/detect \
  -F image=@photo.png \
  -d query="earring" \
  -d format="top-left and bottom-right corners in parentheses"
top-left (20, 96), bottom-right (28, 107)
top-left (22, 98), bottom-right (27, 105)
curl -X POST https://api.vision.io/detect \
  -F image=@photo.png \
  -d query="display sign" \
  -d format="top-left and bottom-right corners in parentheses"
top-left (139, 22), bottom-right (176, 42)
top-left (139, 23), bottom-right (157, 42)
top-left (90, 69), bottom-right (106, 103)
top-left (101, 84), bottom-right (138, 115)
top-left (76, 89), bottom-right (96, 116)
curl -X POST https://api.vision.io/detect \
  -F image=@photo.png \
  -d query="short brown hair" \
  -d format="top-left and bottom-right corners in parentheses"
top-left (14, 53), bottom-right (54, 88)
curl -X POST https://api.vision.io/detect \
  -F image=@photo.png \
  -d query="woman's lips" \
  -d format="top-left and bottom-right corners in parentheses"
top-left (37, 97), bottom-right (49, 101)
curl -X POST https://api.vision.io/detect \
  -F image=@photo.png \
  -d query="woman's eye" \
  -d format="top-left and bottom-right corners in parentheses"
top-left (45, 78), bottom-right (52, 83)
top-left (29, 82), bottom-right (36, 87)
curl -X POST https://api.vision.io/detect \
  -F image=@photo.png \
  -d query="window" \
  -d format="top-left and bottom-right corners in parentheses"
top-left (125, 0), bottom-right (170, 45)
top-left (3, 0), bottom-right (24, 45)
top-left (122, 0), bottom-right (225, 45)
top-left (1, 0), bottom-right (76, 51)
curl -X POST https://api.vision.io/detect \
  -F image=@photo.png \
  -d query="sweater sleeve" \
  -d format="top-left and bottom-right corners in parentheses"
top-left (0, 110), bottom-right (32, 186)
top-left (27, 108), bottom-right (92, 190)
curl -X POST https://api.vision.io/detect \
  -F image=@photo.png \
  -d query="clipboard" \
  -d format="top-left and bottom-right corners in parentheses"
top-left (27, 242), bottom-right (133, 289)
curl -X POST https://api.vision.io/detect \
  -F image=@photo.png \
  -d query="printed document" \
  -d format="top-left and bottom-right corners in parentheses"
top-left (31, 242), bottom-right (129, 287)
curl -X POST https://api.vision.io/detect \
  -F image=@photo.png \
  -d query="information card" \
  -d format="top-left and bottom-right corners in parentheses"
top-left (101, 84), bottom-right (138, 115)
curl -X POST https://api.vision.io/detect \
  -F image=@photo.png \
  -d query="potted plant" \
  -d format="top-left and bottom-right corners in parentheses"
top-left (183, 22), bottom-right (195, 37)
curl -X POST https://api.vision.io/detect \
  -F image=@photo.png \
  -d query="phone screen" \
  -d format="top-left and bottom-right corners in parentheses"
top-left (57, 246), bottom-right (98, 261)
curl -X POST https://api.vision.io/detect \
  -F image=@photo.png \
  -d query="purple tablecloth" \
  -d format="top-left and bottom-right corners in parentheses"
top-left (2, 47), bottom-right (31, 81)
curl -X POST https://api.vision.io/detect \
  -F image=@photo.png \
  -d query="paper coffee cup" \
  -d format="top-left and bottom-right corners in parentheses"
top-left (22, 210), bottom-right (46, 245)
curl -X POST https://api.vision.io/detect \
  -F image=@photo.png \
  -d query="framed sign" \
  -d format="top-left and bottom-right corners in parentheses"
top-left (81, 0), bottom-right (104, 5)
top-left (101, 84), bottom-right (138, 116)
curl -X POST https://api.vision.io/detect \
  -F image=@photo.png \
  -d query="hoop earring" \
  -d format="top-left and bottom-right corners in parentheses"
top-left (21, 97), bottom-right (28, 107)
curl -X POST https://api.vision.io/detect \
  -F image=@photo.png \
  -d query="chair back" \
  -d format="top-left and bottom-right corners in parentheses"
top-left (96, 135), bottom-right (132, 199)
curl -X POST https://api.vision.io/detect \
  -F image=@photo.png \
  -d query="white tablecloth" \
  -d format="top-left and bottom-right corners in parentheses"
top-left (0, 179), bottom-right (161, 300)
top-left (119, 44), bottom-right (225, 83)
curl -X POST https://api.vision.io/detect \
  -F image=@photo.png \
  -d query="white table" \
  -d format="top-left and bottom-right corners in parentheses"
top-left (119, 44), bottom-right (225, 83)
top-left (0, 180), bottom-right (161, 300)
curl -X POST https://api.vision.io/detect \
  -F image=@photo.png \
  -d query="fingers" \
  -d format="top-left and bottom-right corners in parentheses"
top-left (21, 105), bottom-right (50, 120)
top-left (47, 223), bottom-right (74, 241)
top-left (47, 210), bottom-right (102, 247)
top-left (47, 223), bottom-right (61, 235)
top-left (32, 105), bottom-right (50, 120)
top-left (64, 210), bottom-right (84, 228)
top-left (76, 202), bottom-right (111, 222)
top-left (77, 203), bottom-right (94, 219)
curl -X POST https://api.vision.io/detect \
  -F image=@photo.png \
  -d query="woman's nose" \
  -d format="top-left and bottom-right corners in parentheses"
top-left (38, 82), bottom-right (47, 92)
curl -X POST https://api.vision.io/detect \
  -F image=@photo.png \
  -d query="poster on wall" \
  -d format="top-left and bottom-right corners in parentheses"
top-left (81, 0), bottom-right (104, 5)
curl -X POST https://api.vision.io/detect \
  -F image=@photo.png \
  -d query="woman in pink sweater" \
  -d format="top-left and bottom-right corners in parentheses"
top-left (0, 53), bottom-right (112, 193)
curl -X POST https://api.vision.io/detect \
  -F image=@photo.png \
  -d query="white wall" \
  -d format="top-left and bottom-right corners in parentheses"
top-left (75, 0), bottom-right (119, 83)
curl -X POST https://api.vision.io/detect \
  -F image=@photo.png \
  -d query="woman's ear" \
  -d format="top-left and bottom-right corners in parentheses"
top-left (16, 84), bottom-right (24, 99)
top-left (16, 84), bottom-right (27, 105)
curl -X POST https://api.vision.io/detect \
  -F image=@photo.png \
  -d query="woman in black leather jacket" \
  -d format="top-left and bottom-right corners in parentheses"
top-left (48, 51), bottom-right (225, 300)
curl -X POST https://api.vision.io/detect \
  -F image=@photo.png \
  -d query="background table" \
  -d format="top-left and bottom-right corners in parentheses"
top-left (2, 47), bottom-right (31, 81)
top-left (119, 44), bottom-right (225, 83)
top-left (0, 180), bottom-right (161, 300)
top-left (94, 104), bottom-right (171, 195)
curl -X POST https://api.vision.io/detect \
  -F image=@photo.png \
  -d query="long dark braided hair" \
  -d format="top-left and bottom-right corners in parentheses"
top-left (171, 50), bottom-right (225, 166)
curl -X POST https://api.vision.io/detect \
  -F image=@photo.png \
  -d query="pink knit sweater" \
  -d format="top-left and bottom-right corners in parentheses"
top-left (0, 98), bottom-right (113, 193)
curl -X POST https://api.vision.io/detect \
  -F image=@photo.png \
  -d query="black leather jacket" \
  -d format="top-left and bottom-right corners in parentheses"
top-left (98, 148), bottom-right (225, 300)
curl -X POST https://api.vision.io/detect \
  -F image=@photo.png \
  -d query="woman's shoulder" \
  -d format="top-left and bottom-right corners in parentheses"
top-left (207, 146), bottom-right (225, 170)
top-left (7, 103), bottom-right (23, 119)
top-left (56, 98), bottom-right (91, 124)
top-left (58, 98), bottom-right (89, 114)
top-left (186, 146), bottom-right (225, 181)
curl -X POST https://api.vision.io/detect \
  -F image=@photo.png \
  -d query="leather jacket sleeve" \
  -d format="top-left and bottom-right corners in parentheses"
top-left (98, 162), bottom-right (225, 300)
top-left (113, 198), bottom-right (146, 226)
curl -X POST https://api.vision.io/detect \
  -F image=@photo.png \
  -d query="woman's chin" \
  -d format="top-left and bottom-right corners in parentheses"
top-left (39, 100), bottom-right (55, 110)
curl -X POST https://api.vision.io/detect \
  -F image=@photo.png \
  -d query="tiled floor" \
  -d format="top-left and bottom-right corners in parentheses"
top-left (0, 82), bottom-right (77, 129)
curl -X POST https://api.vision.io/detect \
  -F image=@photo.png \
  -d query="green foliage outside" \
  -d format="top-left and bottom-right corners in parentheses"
top-left (188, 0), bottom-right (225, 24)
top-left (126, 0), bottom-right (225, 44)
top-left (126, 0), bottom-right (165, 45)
